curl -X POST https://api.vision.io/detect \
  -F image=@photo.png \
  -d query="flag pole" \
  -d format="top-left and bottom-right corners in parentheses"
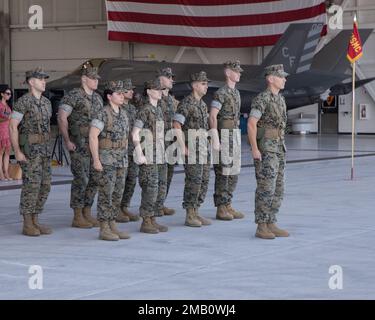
top-left (350, 13), bottom-right (358, 181)
top-left (351, 60), bottom-right (356, 180)
top-left (347, 13), bottom-right (363, 180)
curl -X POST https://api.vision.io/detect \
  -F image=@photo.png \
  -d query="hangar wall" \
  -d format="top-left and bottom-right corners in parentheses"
top-left (0, 0), bottom-right (11, 84)
top-left (339, 88), bottom-right (375, 133)
top-left (2, 0), bottom-right (375, 133)
top-left (7, 0), bottom-right (259, 88)
top-left (9, 0), bottom-right (121, 87)
top-left (337, 0), bottom-right (375, 133)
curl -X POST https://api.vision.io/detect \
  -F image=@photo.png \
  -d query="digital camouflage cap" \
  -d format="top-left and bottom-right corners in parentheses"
top-left (144, 78), bottom-right (165, 90)
top-left (25, 67), bottom-right (49, 82)
top-left (223, 60), bottom-right (243, 73)
top-left (190, 71), bottom-right (210, 82)
top-left (105, 80), bottom-right (126, 92)
top-left (81, 64), bottom-right (101, 79)
top-left (264, 64), bottom-right (289, 78)
top-left (123, 78), bottom-right (136, 91)
top-left (157, 67), bottom-right (175, 78)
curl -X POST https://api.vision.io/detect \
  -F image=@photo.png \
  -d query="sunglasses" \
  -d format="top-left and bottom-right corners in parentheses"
top-left (4, 91), bottom-right (12, 96)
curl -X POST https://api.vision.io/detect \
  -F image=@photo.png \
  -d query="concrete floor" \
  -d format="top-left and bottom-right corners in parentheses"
top-left (0, 134), bottom-right (374, 300)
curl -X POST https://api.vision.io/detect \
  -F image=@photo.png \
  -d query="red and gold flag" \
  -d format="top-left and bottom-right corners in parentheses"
top-left (347, 18), bottom-right (363, 63)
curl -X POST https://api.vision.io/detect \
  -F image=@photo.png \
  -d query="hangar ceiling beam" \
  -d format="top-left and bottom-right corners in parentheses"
top-left (173, 47), bottom-right (210, 64)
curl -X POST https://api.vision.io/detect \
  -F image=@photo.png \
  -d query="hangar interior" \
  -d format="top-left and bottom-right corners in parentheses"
top-left (1, 0), bottom-right (375, 300)
top-left (1, 0), bottom-right (375, 134)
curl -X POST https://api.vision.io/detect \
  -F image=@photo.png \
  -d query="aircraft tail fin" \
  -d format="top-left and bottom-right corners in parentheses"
top-left (311, 29), bottom-right (373, 74)
top-left (259, 23), bottom-right (324, 76)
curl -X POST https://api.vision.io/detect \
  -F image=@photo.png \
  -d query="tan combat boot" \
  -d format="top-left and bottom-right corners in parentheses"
top-left (32, 214), bottom-right (52, 235)
top-left (109, 220), bottom-right (131, 239)
top-left (216, 205), bottom-right (233, 221)
top-left (162, 206), bottom-right (176, 216)
top-left (195, 208), bottom-right (211, 226)
top-left (255, 223), bottom-right (275, 239)
top-left (140, 216), bottom-right (159, 234)
top-left (267, 223), bottom-right (290, 237)
top-left (226, 204), bottom-right (245, 219)
top-left (122, 207), bottom-right (140, 222)
top-left (72, 208), bottom-right (93, 228)
top-left (82, 207), bottom-right (99, 227)
top-left (116, 210), bottom-right (130, 223)
top-left (22, 214), bottom-right (40, 237)
top-left (99, 221), bottom-right (119, 241)
top-left (185, 208), bottom-right (202, 227)
top-left (151, 217), bottom-right (168, 232)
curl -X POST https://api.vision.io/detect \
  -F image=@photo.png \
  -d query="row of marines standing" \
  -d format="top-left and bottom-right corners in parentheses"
top-left (9, 61), bottom-right (289, 240)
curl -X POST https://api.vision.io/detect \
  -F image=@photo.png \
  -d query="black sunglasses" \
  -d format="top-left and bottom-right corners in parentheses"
top-left (4, 91), bottom-right (12, 95)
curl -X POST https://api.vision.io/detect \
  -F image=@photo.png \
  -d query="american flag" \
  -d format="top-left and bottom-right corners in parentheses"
top-left (106, 0), bottom-right (326, 48)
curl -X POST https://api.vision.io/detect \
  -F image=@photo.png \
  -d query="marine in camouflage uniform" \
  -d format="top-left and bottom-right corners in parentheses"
top-left (132, 92), bottom-right (145, 109)
top-left (133, 78), bottom-right (168, 234)
top-left (248, 64), bottom-right (290, 239)
top-left (210, 60), bottom-right (244, 221)
top-left (58, 65), bottom-right (103, 228)
top-left (117, 79), bottom-right (140, 223)
top-left (173, 71), bottom-right (211, 227)
top-left (10, 68), bottom-right (53, 236)
top-left (90, 80), bottom-right (130, 241)
top-left (157, 67), bottom-right (179, 216)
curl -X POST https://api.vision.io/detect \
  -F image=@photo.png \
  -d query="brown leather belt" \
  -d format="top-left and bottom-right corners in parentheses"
top-left (264, 128), bottom-right (284, 139)
top-left (28, 133), bottom-right (50, 144)
top-left (99, 138), bottom-right (128, 149)
top-left (218, 119), bottom-right (239, 129)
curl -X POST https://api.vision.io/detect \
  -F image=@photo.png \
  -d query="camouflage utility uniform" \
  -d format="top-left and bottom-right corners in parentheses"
top-left (91, 104), bottom-right (129, 222)
top-left (211, 84), bottom-right (241, 207)
top-left (174, 71), bottom-right (212, 227)
top-left (134, 102), bottom-right (167, 218)
top-left (159, 92), bottom-right (178, 200)
top-left (120, 100), bottom-right (138, 210)
top-left (59, 87), bottom-right (103, 210)
top-left (12, 93), bottom-right (52, 217)
top-left (250, 88), bottom-right (287, 224)
top-left (174, 93), bottom-right (210, 210)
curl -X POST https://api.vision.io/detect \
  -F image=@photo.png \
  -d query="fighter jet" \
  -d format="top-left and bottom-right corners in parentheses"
top-left (47, 23), bottom-right (375, 113)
